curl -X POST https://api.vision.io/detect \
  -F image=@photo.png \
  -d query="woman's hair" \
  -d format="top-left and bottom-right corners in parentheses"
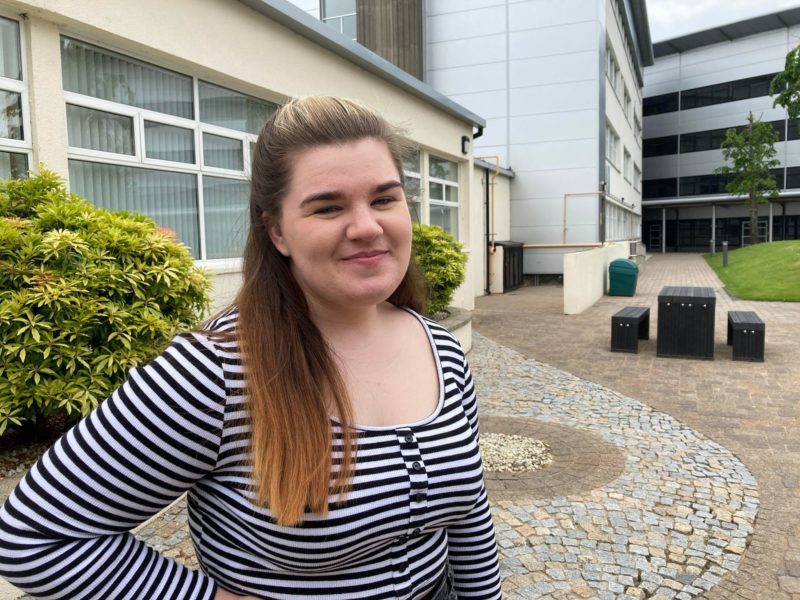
top-left (235, 96), bottom-right (427, 526)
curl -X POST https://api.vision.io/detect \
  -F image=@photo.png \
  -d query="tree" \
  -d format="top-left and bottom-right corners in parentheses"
top-left (771, 45), bottom-right (800, 119)
top-left (714, 112), bottom-right (780, 245)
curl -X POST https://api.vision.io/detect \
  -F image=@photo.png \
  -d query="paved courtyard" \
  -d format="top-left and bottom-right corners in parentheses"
top-left (0, 252), bottom-right (797, 599)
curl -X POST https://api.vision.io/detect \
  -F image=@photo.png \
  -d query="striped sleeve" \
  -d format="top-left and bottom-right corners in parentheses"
top-left (447, 353), bottom-right (502, 599)
top-left (0, 334), bottom-right (225, 599)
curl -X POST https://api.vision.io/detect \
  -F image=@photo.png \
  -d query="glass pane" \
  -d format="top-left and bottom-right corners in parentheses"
top-left (429, 181), bottom-right (443, 201)
top-left (0, 90), bottom-right (23, 140)
top-left (409, 201), bottom-right (422, 225)
top-left (0, 17), bottom-right (21, 80)
top-left (0, 150), bottom-right (27, 179)
top-left (203, 133), bottom-right (243, 170)
top-left (342, 14), bottom-right (357, 39)
top-left (68, 160), bottom-right (200, 258)
top-left (324, 0), bottom-right (356, 17)
top-left (403, 149), bottom-right (420, 173)
top-left (429, 205), bottom-right (458, 239)
top-left (202, 176), bottom-right (249, 259)
top-left (429, 155), bottom-right (458, 182)
top-left (66, 105), bottom-right (134, 155)
top-left (61, 37), bottom-right (193, 119)
top-left (445, 184), bottom-right (458, 204)
top-left (145, 121), bottom-right (195, 164)
top-left (198, 81), bottom-right (276, 135)
top-left (405, 175), bottom-right (420, 203)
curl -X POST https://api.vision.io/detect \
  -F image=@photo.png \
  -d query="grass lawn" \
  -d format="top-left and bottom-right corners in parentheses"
top-left (704, 240), bottom-right (800, 301)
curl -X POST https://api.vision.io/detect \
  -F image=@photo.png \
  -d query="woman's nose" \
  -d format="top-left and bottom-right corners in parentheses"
top-left (346, 205), bottom-right (383, 240)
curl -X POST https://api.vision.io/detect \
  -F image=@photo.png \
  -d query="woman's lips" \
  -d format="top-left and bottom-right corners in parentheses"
top-left (342, 250), bottom-right (388, 266)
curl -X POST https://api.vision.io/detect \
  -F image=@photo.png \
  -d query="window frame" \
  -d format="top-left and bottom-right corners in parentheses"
top-left (61, 34), bottom-right (277, 266)
top-left (0, 14), bottom-right (32, 175)
top-left (428, 153), bottom-right (461, 240)
top-left (320, 0), bottom-right (357, 40)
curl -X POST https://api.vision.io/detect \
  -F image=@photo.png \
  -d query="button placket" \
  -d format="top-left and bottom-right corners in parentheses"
top-left (396, 427), bottom-right (428, 535)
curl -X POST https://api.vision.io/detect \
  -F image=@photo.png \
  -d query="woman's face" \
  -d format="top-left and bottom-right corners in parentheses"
top-left (268, 137), bottom-right (412, 315)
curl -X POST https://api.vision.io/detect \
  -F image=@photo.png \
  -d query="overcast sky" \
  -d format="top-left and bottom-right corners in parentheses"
top-left (648, 0), bottom-right (800, 42)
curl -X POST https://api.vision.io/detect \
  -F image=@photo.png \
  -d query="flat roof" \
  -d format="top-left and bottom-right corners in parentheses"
top-left (653, 6), bottom-right (800, 58)
top-left (236, 0), bottom-right (486, 128)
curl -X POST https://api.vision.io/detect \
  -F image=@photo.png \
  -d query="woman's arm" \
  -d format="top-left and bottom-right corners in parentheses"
top-left (0, 334), bottom-right (227, 599)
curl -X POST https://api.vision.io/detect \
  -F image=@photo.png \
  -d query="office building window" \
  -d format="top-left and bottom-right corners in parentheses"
top-left (634, 113), bottom-right (642, 143)
top-left (643, 92), bottom-right (679, 116)
top-left (681, 73), bottom-right (778, 110)
top-left (0, 16), bottom-right (29, 179)
top-left (623, 148), bottom-right (632, 182)
top-left (321, 0), bottom-right (357, 40)
top-left (642, 178), bottom-right (677, 199)
top-left (606, 122), bottom-right (620, 168)
top-left (643, 135), bottom-right (678, 158)
top-left (428, 154), bottom-right (459, 239)
top-left (62, 36), bottom-right (277, 261)
top-left (624, 87), bottom-right (632, 121)
top-left (403, 149), bottom-right (421, 224)
top-left (633, 164), bottom-right (641, 192)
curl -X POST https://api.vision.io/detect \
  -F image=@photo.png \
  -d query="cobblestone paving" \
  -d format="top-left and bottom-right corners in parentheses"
top-left (471, 333), bottom-right (758, 600)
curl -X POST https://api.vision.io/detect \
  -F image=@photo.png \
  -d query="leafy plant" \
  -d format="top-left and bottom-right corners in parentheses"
top-left (412, 224), bottom-right (467, 316)
top-left (714, 112), bottom-right (780, 245)
top-left (0, 169), bottom-right (211, 435)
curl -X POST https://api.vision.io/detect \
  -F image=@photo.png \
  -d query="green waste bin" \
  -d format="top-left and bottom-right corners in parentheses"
top-left (608, 258), bottom-right (638, 296)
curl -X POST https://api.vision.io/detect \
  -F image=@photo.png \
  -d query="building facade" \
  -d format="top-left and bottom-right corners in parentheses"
top-left (294, 0), bottom-right (653, 275)
top-left (0, 0), bottom-right (485, 311)
top-left (642, 8), bottom-right (800, 251)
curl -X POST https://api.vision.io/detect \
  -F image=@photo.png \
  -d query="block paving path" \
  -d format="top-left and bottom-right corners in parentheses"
top-left (473, 253), bottom-right (800, 599)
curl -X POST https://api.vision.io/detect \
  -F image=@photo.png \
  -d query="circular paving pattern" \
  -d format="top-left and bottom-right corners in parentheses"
top-left (470, 333), bottom-right (759, 600)
top-left (480, 432), bottom-right (553, 473)
top-left (482, 417), bottom-right (625, 500)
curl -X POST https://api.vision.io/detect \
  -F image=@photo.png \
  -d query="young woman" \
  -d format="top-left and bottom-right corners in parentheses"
top-left (0, 97), bottom-right (501, 599)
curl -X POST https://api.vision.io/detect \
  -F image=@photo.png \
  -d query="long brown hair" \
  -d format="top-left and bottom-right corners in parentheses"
top-left (234, 97), bottom-right (426, 526)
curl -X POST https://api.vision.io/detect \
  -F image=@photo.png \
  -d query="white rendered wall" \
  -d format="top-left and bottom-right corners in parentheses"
top-left (562, 241), bottom-right (629, 314)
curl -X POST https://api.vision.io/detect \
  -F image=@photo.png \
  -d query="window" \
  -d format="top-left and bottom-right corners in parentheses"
top-left (633, 164), bottom-right (641, 192)
top-left (643, 135), bottom-right (678, 158)
top-left (643, 92), bottom-right (679, 116)
top-left (321, 0), bottom-right (357, 40)
top-left (62, 37), bottom-right (277, 261)
top-left (0, 16), bottom-right (29, 179)
top-left (642, 178), bottom-right (677, 199)
top-left (679, 120), bottom-right (784, 154)
top-left (403, 149), bottom-right (422, 224)
top-left (624, 87), bottom-right (632, 121)
top-left (605, 44), bottom-right (622, 100)
top-left (623, 148), bottom-right (632, 182)
top-left (428, 155), bottom-right (459, 239)
top-left (634, 113), bottom-right (642, 143)
top-left (605, 122), bottom-right (620, 168)
top-left (680, 73), bottom-right (778, 110)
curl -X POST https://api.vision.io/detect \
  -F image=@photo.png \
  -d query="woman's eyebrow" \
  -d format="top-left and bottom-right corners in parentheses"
top-left (300, 180), bottom-right (403, 207)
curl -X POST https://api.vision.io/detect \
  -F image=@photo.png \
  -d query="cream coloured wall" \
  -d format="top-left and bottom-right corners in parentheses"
top-left (5, 0), bottom-right (481, 311)
top-left (470, 163), bottom-right (512, 296)
top-left (563, 241), bottom-right (629, 314)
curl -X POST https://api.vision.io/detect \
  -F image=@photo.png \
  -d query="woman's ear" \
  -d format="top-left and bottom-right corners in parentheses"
top-left (266, 218), bottom-right (290, 257)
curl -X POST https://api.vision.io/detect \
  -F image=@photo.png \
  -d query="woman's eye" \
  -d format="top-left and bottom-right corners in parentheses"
top-left (313, 205), bottom-right (340, 215)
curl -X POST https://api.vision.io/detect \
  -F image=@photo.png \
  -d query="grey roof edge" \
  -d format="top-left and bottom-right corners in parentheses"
top-left (474, 158), bottom-right (515, 178)
top-left (629, 0), bottom-right (654, 67)
top-left (235, 0), bottom-right (486, 128)
top-left (653, 6), bottom-right (800, 58)
top-left (642, 189), bottom-right (800, 207)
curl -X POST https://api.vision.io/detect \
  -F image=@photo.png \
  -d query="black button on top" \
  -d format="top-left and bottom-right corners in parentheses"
top-left (414, 493), bottom-right (425, 503)
top-left (404, 433), bottom-right (414, 443)
top-left (398, 534), bottom-right (408, 543)
top-left (411, 461), bottom-right (422, 471)
top-left (411, 528), bottom-right (421, 537)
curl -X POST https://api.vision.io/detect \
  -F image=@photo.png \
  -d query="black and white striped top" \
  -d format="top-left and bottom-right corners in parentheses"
top-left (0, 309), bottom-right (501, 599)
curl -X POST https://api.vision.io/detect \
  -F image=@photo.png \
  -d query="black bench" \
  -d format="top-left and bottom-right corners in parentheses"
top-left (727, 311), bottom-right (765, 362)
top-left (611, 307), bottom-right (650, 353)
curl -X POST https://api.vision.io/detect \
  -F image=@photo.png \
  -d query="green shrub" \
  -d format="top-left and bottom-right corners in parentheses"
top-left (412, 224), bottom-right (467, 316)
top-left (0, 169), bottom-right (211, 435)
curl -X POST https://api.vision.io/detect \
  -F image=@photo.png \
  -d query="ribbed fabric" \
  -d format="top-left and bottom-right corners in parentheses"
top-left (0, 309), bottom-right (501, 599)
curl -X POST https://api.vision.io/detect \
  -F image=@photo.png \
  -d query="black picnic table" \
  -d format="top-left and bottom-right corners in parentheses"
top-left (656, 286), bottom-right (716, 360)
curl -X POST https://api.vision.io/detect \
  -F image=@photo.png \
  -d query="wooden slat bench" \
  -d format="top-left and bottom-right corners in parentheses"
top-left (611, 306), bottom-right (650, 354)
top-left (727, 311), bottom-right (765, 362)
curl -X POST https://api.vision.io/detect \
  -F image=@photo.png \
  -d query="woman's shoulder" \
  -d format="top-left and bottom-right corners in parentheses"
top-left (399, 306), bottom-right (464, 356)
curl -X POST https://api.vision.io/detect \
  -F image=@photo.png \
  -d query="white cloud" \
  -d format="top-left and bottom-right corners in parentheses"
top-left (648, 0), bottom-right (800, 42)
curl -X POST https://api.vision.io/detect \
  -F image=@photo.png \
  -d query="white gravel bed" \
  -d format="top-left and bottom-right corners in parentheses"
top-left (480, 433), bottom-right (553, 473)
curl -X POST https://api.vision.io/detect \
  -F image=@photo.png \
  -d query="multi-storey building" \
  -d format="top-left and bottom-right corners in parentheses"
top-left (642, 8), bottom-right (800, 251)
top-left (293, 0), bottom-right (653, 275)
